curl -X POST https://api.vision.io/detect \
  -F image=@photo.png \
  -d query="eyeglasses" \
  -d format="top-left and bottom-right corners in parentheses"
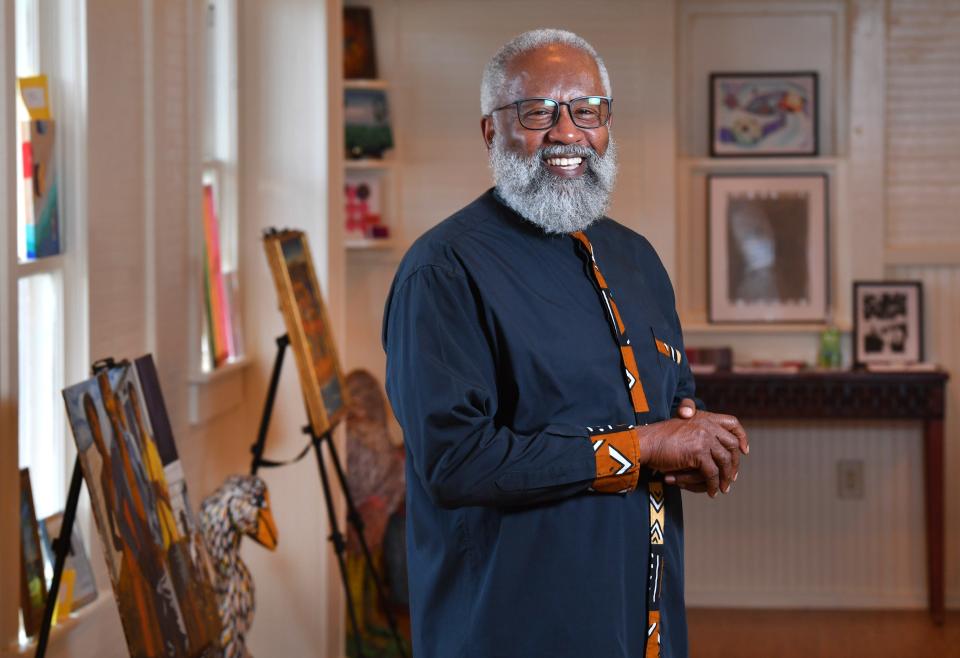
top-left (489, 96), bottom-right (613, 130)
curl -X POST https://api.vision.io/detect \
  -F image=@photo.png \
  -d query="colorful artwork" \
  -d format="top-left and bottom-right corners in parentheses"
top-left (345, 89), bottom-right (393, 159)
top-left (19, 468), bottom-right (48, 638)
top-left (344, 173), bottom-right (383, 239)
top-left (63, 359), bottom-right (221, 657)
top-left (39, 512), bottom-right (99, 613)
top-left (343, 7), bottom-right (377, 79)
top-left (263, 230), bottom-right (348, 436)
top-left (710, 72), bottom-right (818, 157)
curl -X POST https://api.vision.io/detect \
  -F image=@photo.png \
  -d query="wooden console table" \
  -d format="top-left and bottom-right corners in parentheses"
top-left (695, 370), bottom-right (949, 624)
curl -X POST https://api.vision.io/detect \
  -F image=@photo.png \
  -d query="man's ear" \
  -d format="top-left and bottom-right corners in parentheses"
top-left (481, 115), bottom-right (495, 150)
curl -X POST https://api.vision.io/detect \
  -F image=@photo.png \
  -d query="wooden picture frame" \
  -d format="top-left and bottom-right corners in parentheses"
top-left (853, 281), bottom-right (924, 368)
top-left (343, 7), bottom-right (377, 79)
top-left (708, 173), bottom-right (829, 323)
top-left (263, 230), bottom-right (348, 436)
top-left (710, 72), bottom-right (818, 157)
top-left (19, 468), bottom-right (48, 638)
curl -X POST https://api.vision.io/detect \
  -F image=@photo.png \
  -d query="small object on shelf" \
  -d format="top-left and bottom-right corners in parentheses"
top-left (853, 280), bottom-right (924, 369)
top-left (19, 468), bottom-right (47, 638)
top-left (685, 346), bottom-right (733, 372)
top-left (710, 71), bottom-right (818, 157)
top-left (817, 325), bottom-right (842, 368)
top-left (345, 88), bottom-right (394, 159)
top-left (731, 360), bottom-right (806, 374)
top-left (708, 174), bottom-right (829, 324)
top-left (366, 225), bottom-right (390, 240)
top-left (343, 7), bottom-right (377, 80)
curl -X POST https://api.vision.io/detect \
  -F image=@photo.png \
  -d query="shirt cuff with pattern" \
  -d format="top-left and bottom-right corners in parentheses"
top-left (587, 424), bottom-right (641, 494)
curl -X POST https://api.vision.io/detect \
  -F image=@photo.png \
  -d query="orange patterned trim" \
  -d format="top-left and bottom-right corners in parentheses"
top-left (589, 427), bottom-right (641, 493)
top-left (655, 338), bottom-right (682, 365)
top-left (645, 610), bottom-right (661, 658)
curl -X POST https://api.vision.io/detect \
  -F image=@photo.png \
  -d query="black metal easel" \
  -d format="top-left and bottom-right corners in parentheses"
top-left (35, 358), bottom-right (117, 658)
top-left (248, 334), bottom-right (408, 658)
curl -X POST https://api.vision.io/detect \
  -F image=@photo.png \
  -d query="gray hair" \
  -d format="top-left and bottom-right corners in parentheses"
top-left (481, 29), bottom-right (612, 115)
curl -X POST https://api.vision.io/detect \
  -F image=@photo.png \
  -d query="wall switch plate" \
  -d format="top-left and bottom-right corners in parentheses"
top-left (837, 460), bottom-right (865, 500)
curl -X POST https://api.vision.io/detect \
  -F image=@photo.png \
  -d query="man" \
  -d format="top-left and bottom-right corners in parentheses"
top-left (383, 29), bottom-right (748, 658)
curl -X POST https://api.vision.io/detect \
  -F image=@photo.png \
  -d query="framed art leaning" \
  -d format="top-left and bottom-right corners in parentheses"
top-left (708, 174), bottom-right (829, 323)
top-left (263, 229), bottom-right (348, 436)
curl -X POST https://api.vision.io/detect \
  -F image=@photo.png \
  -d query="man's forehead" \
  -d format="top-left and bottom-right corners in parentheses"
top-left (500, 43), bottom-right (603, 99)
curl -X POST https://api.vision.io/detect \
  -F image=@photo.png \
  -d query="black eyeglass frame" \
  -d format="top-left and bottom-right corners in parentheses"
top-left (488, 95), bottom-right (614, 130)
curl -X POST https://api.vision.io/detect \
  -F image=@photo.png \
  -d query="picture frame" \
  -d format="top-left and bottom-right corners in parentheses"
top-left (39, 512), bottom-right (99, 612)
top-left (710, 72), bottom-right (818, 157)
top-left (263, 229), bottom-right (348, 436)
top-left (345, 88), bottom-right (394, 159)
top-left (19, 468), bottom-right (48, 638)
top-left (343, 7), bottom-right (377, 80)
top-left (853, 281), bottom-right (924, 368)
top-left (708, 173), bottom-right (829, 323)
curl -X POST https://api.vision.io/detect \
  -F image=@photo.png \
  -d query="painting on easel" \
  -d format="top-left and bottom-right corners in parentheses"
top-left (62, 360), bottom-right (221, 657)
top-left (263, 229), bottom-right (348, 436)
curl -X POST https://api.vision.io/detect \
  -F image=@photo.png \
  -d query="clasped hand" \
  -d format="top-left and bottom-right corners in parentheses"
top-left (637, 399), bottom-right (749, 498)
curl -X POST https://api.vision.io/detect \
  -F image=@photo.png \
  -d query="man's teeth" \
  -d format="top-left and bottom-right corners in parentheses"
top-left (545, 156), bottom-right (583, 168)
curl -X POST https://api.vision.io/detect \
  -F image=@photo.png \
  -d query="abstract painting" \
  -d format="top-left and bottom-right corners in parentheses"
top-left (710, 72), bottom-right (817, 157)
top-left (63, 360), bottom-right (220, 657)
top-left (263, 230), bottom-right (348, 436)
top-left (19, 468), bottom-right (48, 638)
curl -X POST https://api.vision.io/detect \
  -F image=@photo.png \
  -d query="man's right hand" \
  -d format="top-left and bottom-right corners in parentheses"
top-left (637, 412), bottom-right (748, 497)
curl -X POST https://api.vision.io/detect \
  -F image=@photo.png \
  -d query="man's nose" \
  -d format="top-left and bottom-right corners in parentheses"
top-left (545, 103), bottom-right (586, 145)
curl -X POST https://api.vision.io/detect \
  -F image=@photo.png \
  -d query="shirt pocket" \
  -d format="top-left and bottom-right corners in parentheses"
top-left (649, 324), bottom-right (683, 415)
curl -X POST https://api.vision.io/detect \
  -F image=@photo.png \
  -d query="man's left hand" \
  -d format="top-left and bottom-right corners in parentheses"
top-left (665, 398), bottom-right (744, 494)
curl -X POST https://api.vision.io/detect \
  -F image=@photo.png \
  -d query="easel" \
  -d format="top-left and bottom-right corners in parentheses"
top-left (248, 334), bottom-right (408, 658)
top-left (35, 358), bottom-right (117, 658)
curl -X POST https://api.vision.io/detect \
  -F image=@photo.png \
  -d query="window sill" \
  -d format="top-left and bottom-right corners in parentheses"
top-left (188, 355), bottom-right (251, 425)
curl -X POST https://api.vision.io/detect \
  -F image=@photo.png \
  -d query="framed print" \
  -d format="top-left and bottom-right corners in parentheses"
top-left (345, 88), bottom-right (394, 159)
top-left (853, 281), bottom-right (924, 367)
top-left (263, 229), bottom-right (348, 436)
top-left (19, 468), bottom-right (47, 638)
top-left (343, 7), bottom-right (377, 79)
top-left (710, 72), bottom-right (818, 157)
top-left (708, 174), bottom-right (829, 323)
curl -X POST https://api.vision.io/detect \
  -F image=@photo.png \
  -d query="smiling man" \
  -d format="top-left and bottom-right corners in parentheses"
top-left (383, 29), bottom-right (748, 658)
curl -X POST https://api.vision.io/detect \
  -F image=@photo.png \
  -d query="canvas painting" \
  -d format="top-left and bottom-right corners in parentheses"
top-left (709, 174), bottom-right (828, 323)
top-left (63, 362), bottom-right (220, 658)
top-left (710, 72), bottom-right (818, 157)
top-left (853, 281), bottom-right (924, 367)
top-left (264, 230), bottom-right (348, 436)
top-left (19, 468), bottom-right (48, 638)
top-left (39, 512), bottom-right (99, 613)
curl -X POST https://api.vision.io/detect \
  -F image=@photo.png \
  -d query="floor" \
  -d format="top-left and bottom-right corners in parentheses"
top-left (687, 609), bottom-right (960, 658)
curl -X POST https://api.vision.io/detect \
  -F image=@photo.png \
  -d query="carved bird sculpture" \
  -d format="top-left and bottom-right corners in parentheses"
top-left (200, 474), bottom-right (278, 658)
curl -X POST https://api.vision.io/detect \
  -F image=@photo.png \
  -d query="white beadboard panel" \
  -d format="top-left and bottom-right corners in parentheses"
top-left (684, 420), bottom-right (927, 608)
top-left (885, 0), bottom-right (960, 248)
top-left (889, 264), bottom-right (960, 607)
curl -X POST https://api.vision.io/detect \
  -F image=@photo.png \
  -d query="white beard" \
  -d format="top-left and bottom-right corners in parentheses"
top-left (488, 137), bottom-right (618, 234)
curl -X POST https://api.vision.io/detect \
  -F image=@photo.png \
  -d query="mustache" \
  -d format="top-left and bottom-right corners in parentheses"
top-left (536, 143), bottom-right (600, 161)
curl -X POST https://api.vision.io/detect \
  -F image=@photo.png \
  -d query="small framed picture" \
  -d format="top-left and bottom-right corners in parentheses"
top-left (853, 281), bottom-right (924, 367)
top-left (710, 72), bottom-right (818, 157)
top-left (708, 174), bottom-right (829, 323)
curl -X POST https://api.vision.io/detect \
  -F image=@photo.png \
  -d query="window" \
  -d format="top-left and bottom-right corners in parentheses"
top-left (200, 0), bottom-right (242, 372)
top-left (15, 0), bottom-right (66, 520)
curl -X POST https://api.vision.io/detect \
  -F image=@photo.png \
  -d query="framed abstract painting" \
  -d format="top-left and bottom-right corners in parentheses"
top-left (263, 229), bottom-right (348, 436)
top-left (708, 174), bottom-right (829, 323)
top-left (853, 281), bottom-right (924, 368)
top-left (710, 72), bottom-right (818, 157)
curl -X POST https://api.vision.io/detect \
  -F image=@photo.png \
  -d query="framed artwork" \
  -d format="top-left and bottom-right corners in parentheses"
top-left (853, 281), bottom-right (924, 367)
top-left (708, 174), bottom-right (829, 323)
top-left (39, 512), bottom-right (99, 613)
top-left (710, 72), bottom-right (818, 157)
top-left (344, 172), bottom-right (383, 239)
top-left (343, 7), bottom-right (377, 79)
top-left (63, 361), bottom-right (221, 658)
top-left (19, 468), bottom-right (48, 638)
top-left (345, 89), bottom-right (394, 159)
top-left (263, 230), bottom-right (348, 436)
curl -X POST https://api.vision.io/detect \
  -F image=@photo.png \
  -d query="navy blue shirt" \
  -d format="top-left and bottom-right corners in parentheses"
top-left (383, 190), bottom-right (696, 658)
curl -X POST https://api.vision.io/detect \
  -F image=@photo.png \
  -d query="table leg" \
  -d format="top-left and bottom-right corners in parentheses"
top-left (923, 418), bottom-right (945, 625)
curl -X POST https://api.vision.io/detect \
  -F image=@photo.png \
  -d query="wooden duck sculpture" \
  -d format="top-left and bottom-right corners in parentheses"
top-left (200, 475), bottom-right (278, 658)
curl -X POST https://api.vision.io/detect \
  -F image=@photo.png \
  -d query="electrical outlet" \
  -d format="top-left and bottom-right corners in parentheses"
top-left (837, 460), bottom-right (865, 500)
